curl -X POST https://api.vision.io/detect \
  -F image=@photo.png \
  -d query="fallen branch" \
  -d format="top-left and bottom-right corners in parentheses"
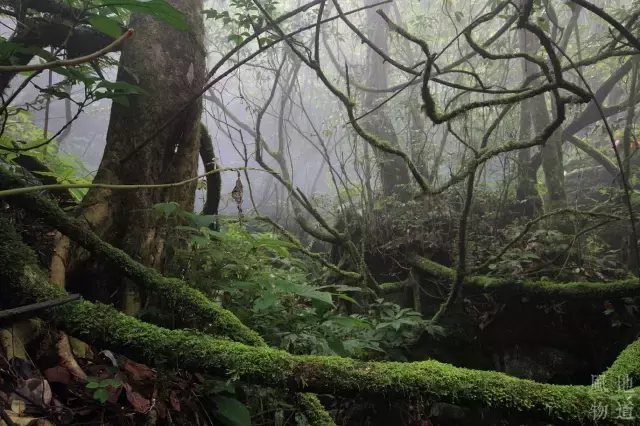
top-left (595, 338), bottom-right (640, 390)
top-left (0, 29), bottom-right (134, 72)
top-left (0, 294), bottom-right (80, 325)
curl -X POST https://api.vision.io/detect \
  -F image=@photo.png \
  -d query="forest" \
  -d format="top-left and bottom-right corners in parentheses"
top-left (1, 0), bottom-right (640, 424)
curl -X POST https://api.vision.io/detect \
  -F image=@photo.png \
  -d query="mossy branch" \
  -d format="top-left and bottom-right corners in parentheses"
top-left (296, 394), bottom-right (336, 426)
top-left (0, 29), bottom-right (134, 72)
top-left (0, 168), bottom-right (264, 347)
top-left (408, 254), bottom-right (640, 302)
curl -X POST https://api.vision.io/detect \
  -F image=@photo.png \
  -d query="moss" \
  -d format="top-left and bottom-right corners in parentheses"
top-left (379, 281), bottom-right (407, 293)
top-left (596, 339), bottom-right (640, 391)
top-left (296, 393), bottom-right (336, 426)
top-left (0, 215), bottom-right (37, 287)
top-left (5, 265), bottom-right (638, 425)
top-left (0, 167), bottom-right (264, 347)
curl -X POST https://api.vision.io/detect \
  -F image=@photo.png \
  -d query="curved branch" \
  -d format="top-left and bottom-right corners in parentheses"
top-left (0, 29), bottom-right (134, 72)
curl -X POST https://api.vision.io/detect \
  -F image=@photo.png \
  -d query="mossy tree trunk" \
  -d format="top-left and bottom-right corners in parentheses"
top-left (57, 0), bottom-right (206, 315)
top-left (362, 0), bottom-right (411, 201)
top-left (516, 13), bottom-right (566, 211)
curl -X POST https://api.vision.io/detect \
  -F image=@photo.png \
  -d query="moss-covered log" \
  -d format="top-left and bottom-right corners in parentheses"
top-left (405, 255), bottom-right (640, 302)
top-left (2, 234), bottom-right (638, 426)
top-left (596, 339), bottom-right (640, 391)
top-left (0, 170), bottom-right (264, 347)
top-left (8, 273), bottom-right (640, 424)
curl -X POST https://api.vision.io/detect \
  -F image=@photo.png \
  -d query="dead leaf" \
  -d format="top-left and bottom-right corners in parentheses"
top-left (169, 391), bottom-right (180, 412)
top-left (44, 367), bottom-right (69, 385)
top-left (123, 359), bottom-right (155, 381)
top-left (16, 378), bottom-right (51, 406)
top-left (67, 337), bottom-right (90, 359)
top-left (156, 400), bottom-right (167, 419)
top-left (123, 384), bottom-right (150, 413)
top-left (10, 398), bottom-right (26, 415)
top-left (107, 386), bottom-right (123, 405)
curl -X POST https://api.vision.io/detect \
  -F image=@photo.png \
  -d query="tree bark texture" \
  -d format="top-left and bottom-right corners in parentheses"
top-left (59, 0), bottom-right (206, 313)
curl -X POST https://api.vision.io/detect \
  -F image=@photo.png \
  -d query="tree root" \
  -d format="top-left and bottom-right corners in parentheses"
top-left (0, 168), bottom-right (264, 347)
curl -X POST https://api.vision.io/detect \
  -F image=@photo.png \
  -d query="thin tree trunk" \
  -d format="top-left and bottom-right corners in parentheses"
top-left (362, 0), bottom-right (410, 201)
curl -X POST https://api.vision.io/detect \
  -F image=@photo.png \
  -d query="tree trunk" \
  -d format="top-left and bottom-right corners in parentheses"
top-left (362, 0), bottom-right (410, 201)
top-left (56, 0), bottom-right (206, 315)
top-left (518, 26), bottom-right (566, 210)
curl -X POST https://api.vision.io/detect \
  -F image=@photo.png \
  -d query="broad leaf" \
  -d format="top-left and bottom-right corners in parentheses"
top-left (89, 15), bottom-right (123, 37)
top-left (98, 0), bottom-right (189, 30)
top-left (213, 396), bottom-right (251, 426)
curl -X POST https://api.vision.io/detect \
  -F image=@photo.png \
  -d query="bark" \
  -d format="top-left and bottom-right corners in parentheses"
top-left (53, 0), bottom-right (206, 314)
top-left (199, 123), bottom-right (221, 218)
top-left (362, 0), bottom-right (410, 201)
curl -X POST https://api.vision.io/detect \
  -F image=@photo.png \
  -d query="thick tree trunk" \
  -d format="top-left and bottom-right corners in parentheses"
top-left (53, 0), bottom-right (206, 314)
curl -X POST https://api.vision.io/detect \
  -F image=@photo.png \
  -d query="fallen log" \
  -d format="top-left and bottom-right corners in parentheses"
top-left (2, 231), bottom-right (638, 425)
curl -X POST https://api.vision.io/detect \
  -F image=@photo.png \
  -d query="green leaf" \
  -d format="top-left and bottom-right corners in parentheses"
top-left (93, 388), bottom-right (109, 403)
top-left (96, 81), bottom-right (147, 95)
top-left (86, 381), bottom-right (100, 389)
top-left (253, 294), bottom-right (278, 310)
top-left (227, 34), bottom-right (244, 45)
top-left (99, 0), bottom-right (189, 30)
top-left (334, 293), bottom-right (359, 305)
top-left (101, 378), bottom-right (122, 388)
top-left (153, 201), bottom-right (180, 218)
top-left (213, 396), bottom-right (251, 426)
top-left (203, 9), bottom-right (218, 19)
top-left (89, 15), bottom-right (123, 37)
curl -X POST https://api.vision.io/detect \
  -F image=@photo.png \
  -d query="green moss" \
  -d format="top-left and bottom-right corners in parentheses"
top-left (380, 281), bottom-right (407, 293)
top-left (296, 393), bottom-right (336, 426)
top-left (596, 339), bottom-right (640, 391)
top-left (6, 266), bottom-right (639, 425)
top-left (409, 254), bottom-right (640, 302)
top-left (0, 215), bottom-right (37, 286)
top-left (0, 167), bottom-right (264, 347)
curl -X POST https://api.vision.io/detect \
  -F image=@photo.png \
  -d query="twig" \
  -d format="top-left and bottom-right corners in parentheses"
top-left (0, 29), bottom-right (134, 72)
top-left (0, 294), bottom-right (81, 325)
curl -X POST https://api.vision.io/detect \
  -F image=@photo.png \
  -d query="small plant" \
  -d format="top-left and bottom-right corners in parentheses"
top-left (86, 375), bottom-right (122, 404)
